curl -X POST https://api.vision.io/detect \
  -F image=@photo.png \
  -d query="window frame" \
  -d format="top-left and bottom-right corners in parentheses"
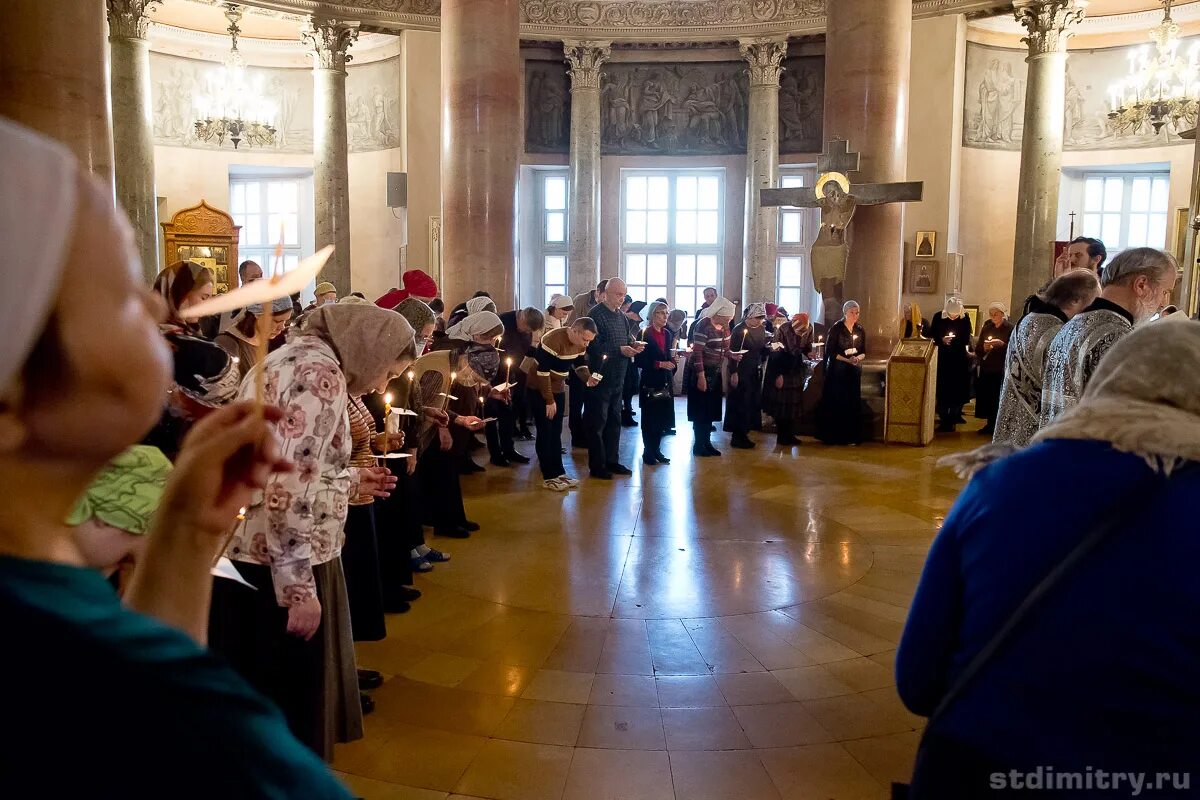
top-left (228, 171), bottom-right (315, 292)
top-left (775, 166), bottom-right (819, 318)
top-left (1079, 171), bottom-right (1170, 254)
top-left (534, 168), bottom-right (570, 308)
top-left (618, 167), bottom-right (725, 318)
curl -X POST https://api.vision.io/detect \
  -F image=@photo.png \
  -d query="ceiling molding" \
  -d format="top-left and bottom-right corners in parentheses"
top-left (970, 0), bottom-right (1200, 35)
top-left (147, 21), bottom-right (400, 65)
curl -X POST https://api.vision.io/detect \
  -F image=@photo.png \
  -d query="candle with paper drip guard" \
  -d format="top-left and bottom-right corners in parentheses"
top-left (593, 354), bottom-right (608, 382)
top-left (440, 372), bottom-right (458, 411)
top-left (383, 393), bottom-right (393, 455)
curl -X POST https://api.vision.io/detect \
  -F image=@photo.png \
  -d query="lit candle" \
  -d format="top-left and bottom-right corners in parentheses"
top-left (740, 327), bottom-right (748, 349)
top-left (504, 356), bottom-right (513, 385)
top-left (383, 392), bottom-right (393, 455)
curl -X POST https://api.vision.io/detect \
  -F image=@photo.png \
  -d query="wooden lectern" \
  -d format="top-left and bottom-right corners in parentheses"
top-left (885, 338), bottom-right (938, 446)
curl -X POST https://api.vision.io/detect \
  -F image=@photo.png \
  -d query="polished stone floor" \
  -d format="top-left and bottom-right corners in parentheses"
top-left (334, 409), bottom-right (975, 799)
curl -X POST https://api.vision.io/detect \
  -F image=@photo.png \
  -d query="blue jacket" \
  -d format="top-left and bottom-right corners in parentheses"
top-left (897, 439), bottom-right (1200, 785)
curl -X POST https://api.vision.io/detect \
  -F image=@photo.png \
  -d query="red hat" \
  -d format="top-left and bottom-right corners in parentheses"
top-left (375, 288), bottom-right (405, 309)
top-left (376, 270), bottom-right (439, 310)
top-left (765, 303), bottom-right (779, 318)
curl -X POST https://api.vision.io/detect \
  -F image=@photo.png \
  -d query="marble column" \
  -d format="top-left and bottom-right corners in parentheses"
top-left (303, 17), bottom-right (359, 294)
top-left (564, 40), bottom-right (611, 298)
top-left (441, 0), bottom-right (520, 307)
top-left (824, 0), bottom-right (912, 356)
top-left (0, 0), bottom-right (113, 185)
top-left (1010, 0), bottom-right (1084, 313)
top-left (108, 0), bottom-right (161, 281)
top-left (740, 37), bottom-right (787, 306)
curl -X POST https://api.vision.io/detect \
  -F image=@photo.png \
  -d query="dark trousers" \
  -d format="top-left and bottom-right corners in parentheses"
top-left (530, 392), bottom-right (566, 479)
top-left (484, 395), bottom-right (517, 460)
top-left (641, 426), bottom-right (664, 459)
top-left (512, 380), bottom-right (531, 435)
top-left (417, 442), bottom-right (468, 530)
top-left (586, 379), bottom-right (624, 472)
top-left (568, 371), bottom-right (587, 445)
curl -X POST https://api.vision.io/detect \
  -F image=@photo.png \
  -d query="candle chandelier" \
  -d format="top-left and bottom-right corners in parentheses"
top-left (1108, 0), bottom-right (1200, 136)
top-left (193, 4), bottom-right (277, 149)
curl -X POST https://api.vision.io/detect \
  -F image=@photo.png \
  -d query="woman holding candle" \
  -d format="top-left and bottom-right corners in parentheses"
top-left (763, 312), bottom-right (815, 446)
top-left (687, 297), bottom-right (735, 456)
top-left (927, 296), bottom-right (975, 433)
top-left (817, 301), bottom-right (867, 446)
top-left (214, 297), bottom-right (297, 381)
top-left (973, 300), bottom-right (1013, 436)
top-left (724, 303), bottom-right (770, 449)
top-left (634, 302), bottom-right (677, 465)
top-left (208, 303), bottom-right (413, 761)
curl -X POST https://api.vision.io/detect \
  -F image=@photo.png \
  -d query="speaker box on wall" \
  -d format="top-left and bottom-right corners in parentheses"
top-left (386, 172), bottom-right (408, 208)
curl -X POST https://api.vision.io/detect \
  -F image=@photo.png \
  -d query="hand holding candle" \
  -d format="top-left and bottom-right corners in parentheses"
top-left (383, 393), bottom-right (393, 455)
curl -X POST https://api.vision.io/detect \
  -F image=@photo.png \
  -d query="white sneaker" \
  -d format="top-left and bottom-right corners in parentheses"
top-left (559, 476), bottom-right (580, 489)
top-left (543, 478), bottom-right (569, 491)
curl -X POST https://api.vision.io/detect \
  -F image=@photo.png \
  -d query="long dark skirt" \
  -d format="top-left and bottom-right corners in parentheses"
top-left (686, 365), bottom-right (724, 423)
top-left (975, 371), bottom-right (1003, 421)
top-left (341, 504), bottom-right (386, 642)
top-left (417, 442), bottom-right (468, 530)
top-left (763, 369), bottom-right (806, 425)
top-left (724, 367), bottom-right (763, 433)
top-left (816, 361), bottom-right (862, 445)
top-left (374, 464), bottom-right (421, 611)
top-left (208, 558), bottom-right (363, 761)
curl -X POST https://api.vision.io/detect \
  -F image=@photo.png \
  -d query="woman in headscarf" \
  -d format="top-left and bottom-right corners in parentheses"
top-left (144, 261), bottom-right (240, 461)
top-left (414, 310), bottom-right (498, 544)
top-left (994, 269), bottom-right (1101, 447)
top-left (634, 302), bottom-right (677, 465)
top-left (724, 303), bottom-right (770, 448)
top-left (763, 312), bottom-right (815, 446)
top-left (214, 297), bottom-right (296, 382)
top-left (927, 296), bottom-right (975, 432)
top-left (544, 294), bottom-right (574, 333)
top-left (0, 117), bottom-right (350, 797)
top-left (687, 296), bottom-right (735, 456)
top-left (898, 319), bottom-right (1200, 797)
top-left (973, 300), bottom-right (1014, 436)
top-left (817, 301), bottom-right (866, 445)
top-left (447, 292), bottom-right (496, 329)
top-left (208, 303), bottom-right (414, 762)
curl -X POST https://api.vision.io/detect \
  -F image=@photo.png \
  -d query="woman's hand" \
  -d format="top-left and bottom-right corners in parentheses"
top-left (730, 373), bottom-right (739, 388)
top-left (546, 401), bottom-right (558, 420)
top-left (406, 451), bottom-right (418, 476)
top-left (162, 401), bottom-right (292, 538)
top-left (358, 466), bottom-right (397, 498)
top-left (455, 415), bottom-right (486, 431)
top-left (286, 596), bottom-right (322, 641)
top-left (373, 431), bottom-right (404, 452)
top-left (587, 375), bottom-right (602, 388)
top-left (697, 373), bottom-right (708, 393)
top-left (438, 427), bottom-right (453, 451)
top-left (489, 386), bottom-right (510, 401)
top-left (657, 361), bottom-right (675, 371)
top-left (775, 375), bottom-right (784, 390)
top-left (424, 406), bottom-right (450, 427)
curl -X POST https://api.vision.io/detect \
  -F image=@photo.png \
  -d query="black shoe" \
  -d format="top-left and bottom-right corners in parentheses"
top-left (360, 692), bottom-right (375, 715)
top-left (468, 438), bottom-right (485, 451)
top-left (504, 451), bottom-right (531, 464)
top-left (358, 669), bottom-right (384, 690)
top-left (489, 456), bottom-right (512, 467)
top-left (731, 435), bottom-right (755, 449)
top-left (777, 434), bottom-right (800, 446)
top-left (954, 415), bottom-right (967, 424)
top-left (978, 424), bottom-right (995, 436)
top-left (591, 469), bottom-right (614, 480)
top-left (435, 526), bottom-right (471, 539)
top-left (517, 429), bottom-right (535, 441)
top-left (462, 520), bottom-right (481, 532)
top-left (709, 424), bottom-right (716, 433)
top-left (621, 415), bottom-right (637, 428)
top-left (384, 600), bottom-right (412, 614)
top-left (693, 444), bottom-right (714, 457)
top-left (399, 586), bottom-right (422, 602)
top-left (643, 454), bottom-right (659, 466)
top-left (460, 460), bottom-right (485, 474)
top-left (607, 463), bottom-right (633, 476)
top-left (705, 444), bottom-right (722, 456)
top-left (572, 439), bottom-right (588, 450)
top-left (653, 452), bottom-right (671, 464)
top-left (664, 428), bottom-right (676, 436)
top-left (937, 422), bottom-right (955, 433)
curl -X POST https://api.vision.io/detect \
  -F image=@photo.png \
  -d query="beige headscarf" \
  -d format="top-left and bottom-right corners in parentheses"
top-left (942, 316), bottom-right (1200, 477)
top-left (299, 304), bottom-right (415, 395)
top-left (700, 297), bottom-right (736, 320)
top-left (447, 309), bottom-right (503, 341)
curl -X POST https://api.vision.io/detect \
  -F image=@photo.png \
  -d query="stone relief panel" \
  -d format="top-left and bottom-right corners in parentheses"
top-left (963, 41), bottom-right (1195, 151)
top-left (526, 61), bottom-right (572, 154)
top-left (150, 51), bottom-right (400, 153)
top-left (598, 61), bottom-right (749, 155)
top-left (778, 55), bottom-right (823, 154)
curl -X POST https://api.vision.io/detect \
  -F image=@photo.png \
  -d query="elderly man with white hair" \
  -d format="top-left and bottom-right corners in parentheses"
top-left (1040, 246), bottom-right (1178, 427)
top-left (584, 277), bottom-right (642, 479)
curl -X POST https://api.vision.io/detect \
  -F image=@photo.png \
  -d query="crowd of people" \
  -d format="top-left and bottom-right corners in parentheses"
top-left (4, 113), bottom-right (1197, 798)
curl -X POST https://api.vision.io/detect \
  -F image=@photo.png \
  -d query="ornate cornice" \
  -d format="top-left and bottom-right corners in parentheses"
top-left (302, 16), bottom-right (360, 70)
top-left (739, 36), bottom-right (787, 87)
top-left (563, 40), bottom-right (611, 90)
top-left (1013, 0), bottom-right (1086, 55)
top-left (107, 0), bottom-right (162, 40)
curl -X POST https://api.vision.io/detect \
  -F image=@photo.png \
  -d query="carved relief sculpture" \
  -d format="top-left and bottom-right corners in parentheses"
top-left (778, 55), bottom-right (824, 153)
top-left (525, 62), bottom-right (572, 153)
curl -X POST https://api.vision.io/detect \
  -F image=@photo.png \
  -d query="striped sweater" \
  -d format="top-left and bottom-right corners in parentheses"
top-left (522, 326), bottom-right (593, 402)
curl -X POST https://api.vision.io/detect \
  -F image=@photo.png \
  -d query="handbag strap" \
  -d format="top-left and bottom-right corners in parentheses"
top-left (928, 470), bottom-right (1169, 723)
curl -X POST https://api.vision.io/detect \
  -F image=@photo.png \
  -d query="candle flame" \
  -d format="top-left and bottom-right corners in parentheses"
top-left (384, 392), bottom-right (393, 405)
top-left (407, 370), bottom-right (415, 380)
top-left (506, 357), bottom-right (513, 366)
top-left (450, 371), bottom-right (457, 381)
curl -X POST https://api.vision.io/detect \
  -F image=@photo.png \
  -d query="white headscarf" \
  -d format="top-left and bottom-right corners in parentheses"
top-left (700, 297), bottom-right (736, 320)
top-left (944, 296), bottom-right (964, 318)
top-left (988, 300), bottom-right (1009, 317)
top-left (447, 309), bottom-right (503, 341)
top-left (466, 296), bottom-right (497, 315)
top-left (549, 294), bottom-right (573, 310)
top-left (0, 119), bottom-right (79, 397)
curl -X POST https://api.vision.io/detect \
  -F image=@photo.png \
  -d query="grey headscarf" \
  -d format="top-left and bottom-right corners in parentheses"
top-left (299, 304), bottom-right (415, 395)
top-left (466, 296), bottom-right (497, 316)
top-left (447, 309), bottom-right (503, 341)
top-left (395, 297), bottom-right (436, 334)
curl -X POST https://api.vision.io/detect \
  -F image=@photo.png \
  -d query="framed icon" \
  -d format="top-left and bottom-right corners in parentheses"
top-left (914, 230), bottom-right (937, 259)
top-left (907, 259), bottom-right (939, 294)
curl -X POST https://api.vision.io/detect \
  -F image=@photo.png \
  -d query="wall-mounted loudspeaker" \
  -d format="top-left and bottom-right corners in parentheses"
top-left (386, 172), bottom-right (408, 209)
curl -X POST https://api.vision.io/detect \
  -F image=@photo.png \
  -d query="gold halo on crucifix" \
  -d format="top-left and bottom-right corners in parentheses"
top-left (814, 171), bottom-right (851, 198)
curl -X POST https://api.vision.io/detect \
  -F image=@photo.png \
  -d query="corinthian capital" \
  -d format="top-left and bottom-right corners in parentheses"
top-left (563, 40), bottom-right (612, 91)
top-left (302, 17), bottom-right (360, 71)
top-left (1013, 0), bottom-right (1086, 56)
top-left (739, 37), bottom-right (788, 88)
top-left (106, 0), bottom-right (161, 40)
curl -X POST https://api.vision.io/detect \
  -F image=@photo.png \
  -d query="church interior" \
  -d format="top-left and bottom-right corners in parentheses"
top-left (2, 0), bottom-right (1199, 797)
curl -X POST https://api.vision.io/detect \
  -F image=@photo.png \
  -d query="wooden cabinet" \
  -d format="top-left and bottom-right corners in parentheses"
top-left (161, 200), bottom-right (240, 294)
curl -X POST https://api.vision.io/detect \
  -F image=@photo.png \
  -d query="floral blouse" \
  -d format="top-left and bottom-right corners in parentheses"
top-left (224, 336), bottom-right (360, 607)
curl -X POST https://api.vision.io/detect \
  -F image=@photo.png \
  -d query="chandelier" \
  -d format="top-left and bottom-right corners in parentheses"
top-left (193, 4), bottom-right (277, 149)
top-left (1108, 0), bottom-right (1200, 136)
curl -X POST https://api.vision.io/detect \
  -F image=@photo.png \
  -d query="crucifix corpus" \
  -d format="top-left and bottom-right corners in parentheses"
top-left (760, 139), bottom-right (923, 286)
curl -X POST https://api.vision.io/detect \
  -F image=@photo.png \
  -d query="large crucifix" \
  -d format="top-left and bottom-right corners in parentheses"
top-left (760, 139), bottom-right (923, 287)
